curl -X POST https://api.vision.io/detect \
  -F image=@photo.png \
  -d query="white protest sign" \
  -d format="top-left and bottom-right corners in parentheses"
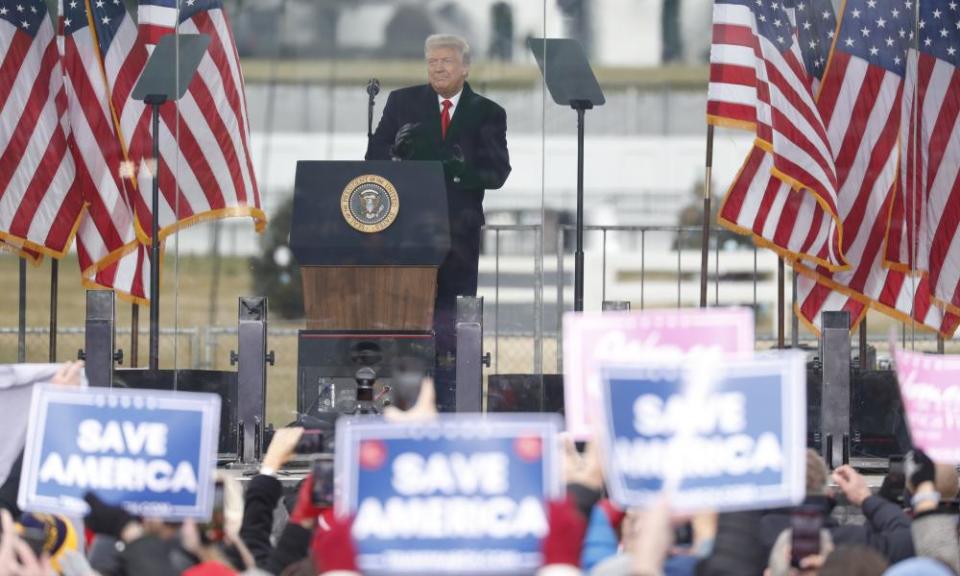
top-left (563, 308), bottom-right (755, 438)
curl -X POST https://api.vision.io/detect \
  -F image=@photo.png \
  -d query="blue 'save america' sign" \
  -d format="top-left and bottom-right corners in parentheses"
top-left (335, 414), bottom-right (562, 575)
top-left (599, 353), bottom-right (806, 513)
top-left (19, 385), bottom-right (220, 520)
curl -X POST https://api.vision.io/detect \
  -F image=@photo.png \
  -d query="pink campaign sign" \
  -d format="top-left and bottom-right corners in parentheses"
top-left (562, 308), bottom-right (755, 438)
top-left (894, 348), bottom-right (960, 465)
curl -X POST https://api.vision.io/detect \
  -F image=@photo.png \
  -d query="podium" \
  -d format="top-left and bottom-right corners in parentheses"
top-left (289, 161), bottom-right (449, 414)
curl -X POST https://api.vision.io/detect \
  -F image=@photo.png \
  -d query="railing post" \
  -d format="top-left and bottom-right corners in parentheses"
top-left (640, 229), bottom-right (645, 310)
top-left (601, 229), bottom-right (608, 303)
top-left (18, 258), bottom-right (26, 363)
top-left (556, 226), bottom-right (565, 374)
top-left (534, 225), bottom-right (543, 375)
top-left (494, 228), bottom-right (500, 375)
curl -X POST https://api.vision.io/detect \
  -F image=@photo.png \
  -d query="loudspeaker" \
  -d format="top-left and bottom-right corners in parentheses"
top-left (83, 290), bottom-right (118, 387)
top-left (234, 297), bottom-right (270, 463)
top-left (487, 374), bottom-right (564, 413)
top-left (851, 370), bottom-right (910, 458)
top-left (113, 369), bottom-right (238, 458)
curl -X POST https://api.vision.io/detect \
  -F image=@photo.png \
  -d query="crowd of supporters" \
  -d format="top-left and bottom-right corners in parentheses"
top-left (0, 367), bottom-right (958, 576)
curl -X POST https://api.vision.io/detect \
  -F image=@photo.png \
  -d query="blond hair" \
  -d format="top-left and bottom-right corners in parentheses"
top-left (425, 34), bottom-right (471, 65)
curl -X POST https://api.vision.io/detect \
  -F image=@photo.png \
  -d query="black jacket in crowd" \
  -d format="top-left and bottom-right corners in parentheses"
top-left (239, 474), bottom-right (313, 575)
top-left (759, 494), bottom-right (916, 563)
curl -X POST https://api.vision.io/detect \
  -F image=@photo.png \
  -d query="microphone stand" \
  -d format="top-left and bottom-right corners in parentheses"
top-left (366, 78), bottom-right (380, 139)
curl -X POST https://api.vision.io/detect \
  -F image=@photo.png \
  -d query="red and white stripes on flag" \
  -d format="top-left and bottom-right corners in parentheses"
top-left (79, 240), bottom-right (149, 301)
top-left (137, 0), bottom-right (176, 49)
top-left (0, 0), bottom-right (83, 262)
top-left (708, 0), bottom-right (845, 269)
top-left (100, 0), bottom-right (264, 244)
top-left (719, 145), bottom-right (841, 267)
top-left (887, 0), bottom-right (960, 324)
top-left (60, 0), bottom-right (148, 302)
top-left (792, 0), bottom-right (960, 336)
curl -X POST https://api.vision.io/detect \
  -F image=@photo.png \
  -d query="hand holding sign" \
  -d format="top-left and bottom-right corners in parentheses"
top-left (383, 377), bottom-right (437, 423)
top-left (904, 449), bottom-right (936, 490)
top-left (50, 361), bottom-right (85, 387)
top-left (261, 427), bottom-right (304, 472)
top-left (562, 439), bottom-right (604, 491)
top-left (831, 466), bottom-right (872, 507)
top-left (0, 510), bottom-right (52, 576)
top-left (630, 497), bottom-right (673, 576)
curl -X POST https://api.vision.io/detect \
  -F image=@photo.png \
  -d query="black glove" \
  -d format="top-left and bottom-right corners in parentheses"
top-left (905, 449), bottom-right (936, 487)
top-left (390, 123), bottom-right (420, 161)
top-left (442, 144), bottom-right (465, 178)
top-left (84, 492), bottom-right (134, 539)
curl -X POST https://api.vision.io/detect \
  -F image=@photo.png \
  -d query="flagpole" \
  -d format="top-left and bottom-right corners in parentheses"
top-left (49, 259), bottom-right (58, 362)
top-left (131, 303), bottom-right (139, 368)
top-left (778, 257), bottom-right (785, 348)
top-left (910, 0), bottom-right (920, 351)
top-left (859, 318), bottom-right (868, 369)
top-left (700, 125), bottom-right (715, 308)
top-left (18, 257), bottom-right (26, 363)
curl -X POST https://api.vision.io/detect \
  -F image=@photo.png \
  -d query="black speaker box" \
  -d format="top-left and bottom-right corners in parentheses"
top-left (113, 369), bottom-right (238, 458)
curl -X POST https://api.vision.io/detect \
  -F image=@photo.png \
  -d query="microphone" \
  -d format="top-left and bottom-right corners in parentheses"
top-left (366, 79), bottom-right (381, 139)
top-left (366, 78), bottom-right (381, 98)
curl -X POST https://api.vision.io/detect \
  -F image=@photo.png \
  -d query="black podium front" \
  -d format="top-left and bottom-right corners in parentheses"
top-left (289, 161), bottom-right (449, 414)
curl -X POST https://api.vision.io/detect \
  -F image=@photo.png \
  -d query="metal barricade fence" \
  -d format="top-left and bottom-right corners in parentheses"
top-left (3, 225), bottom-right (952, 393)
top-left (0, 326), bottom-right (199, 367)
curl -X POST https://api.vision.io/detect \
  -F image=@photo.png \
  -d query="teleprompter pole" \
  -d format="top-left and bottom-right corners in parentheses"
top-left (574, 102), bottom-right (591, 312)
top-left (146, 96), bottom-right (166, 371)
top-left (700, 125), bottom-right (714, 308)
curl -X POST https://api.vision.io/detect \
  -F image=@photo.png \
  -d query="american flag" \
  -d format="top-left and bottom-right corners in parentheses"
top-left (136, 0), bottom-right (175, 48)
top-left (104, 0), bottom-right (264, 243)
top-left (892, 0), bottom-right (960, 318)
top-left (0, 0), bottom-right (83, 261)
top-left (794, 0), bottom-right (959, 335)
top-left (60, 0), bottom-right (148, 302)
top-left (709, 0), bottom-right (846, 269)
top-left (80, 241), bottom-right (149, 302)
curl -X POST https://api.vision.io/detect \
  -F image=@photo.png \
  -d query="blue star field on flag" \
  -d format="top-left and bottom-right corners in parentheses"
top-left (791, 0), bottom-right (838, 81)
top-left (0, 0), bottom-right (48, 38)
top-left (836, 0), bottom-right (914, 75)
top-left (919, 0), bottom-right (960, 64)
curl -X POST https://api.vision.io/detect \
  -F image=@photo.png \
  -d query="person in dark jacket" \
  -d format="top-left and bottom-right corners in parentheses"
top-left (238, 426), bottom-right (330, 575)
top-left (759, 452), bottom-right (915, 565)
top-left (905, 449), bottom-right (960, 574)
top-left (696, 511), bottom-right (769, 576)
top-left (365, 33), bottom-right (511, 411)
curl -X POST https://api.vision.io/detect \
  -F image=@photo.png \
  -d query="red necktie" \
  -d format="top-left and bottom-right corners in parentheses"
top-left (441, 99), bottom-right (452, 139)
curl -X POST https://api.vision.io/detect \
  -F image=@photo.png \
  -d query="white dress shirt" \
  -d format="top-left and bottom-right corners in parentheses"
top-left (438, 89), bottom-right (462, 119)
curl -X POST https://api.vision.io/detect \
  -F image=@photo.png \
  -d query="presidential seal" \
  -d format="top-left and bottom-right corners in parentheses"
top-left (340, 175), bottom-right (400, 233)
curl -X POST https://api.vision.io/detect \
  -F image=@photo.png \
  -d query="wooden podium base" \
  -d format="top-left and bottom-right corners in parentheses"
top-left (301, 266), bottom-right (437, 331)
